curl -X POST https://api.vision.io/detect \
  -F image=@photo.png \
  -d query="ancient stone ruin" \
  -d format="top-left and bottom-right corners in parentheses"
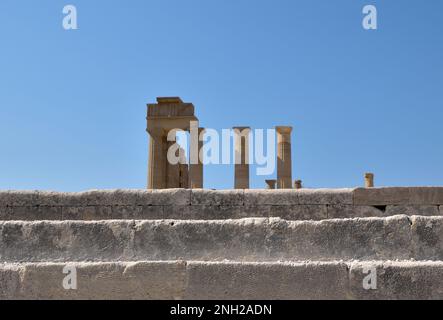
top-left (1, 97), bottom-right (443, 300)
top-left (146, 97), bottom-right (296, 190)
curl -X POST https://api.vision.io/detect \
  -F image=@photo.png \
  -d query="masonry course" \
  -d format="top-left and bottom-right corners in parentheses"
top-left (2, 215), bottom-right (443, 263)
top-left (1, 188), bottom-right (443, 221)
top-left (2, 261), bottom-right (443, 300)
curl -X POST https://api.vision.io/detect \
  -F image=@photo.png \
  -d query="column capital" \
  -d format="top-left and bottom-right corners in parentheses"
top-left (147, 127), bottom-right (164, 138)
top-left (233, 126), bottom-right (251, 133)
top-left (276, 126), bottom-right (293, 134)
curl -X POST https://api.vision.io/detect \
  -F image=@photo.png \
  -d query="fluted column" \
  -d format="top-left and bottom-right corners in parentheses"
top-left (276, 126), bottom-right (293, 189)
top-left (189, 127), bottom-right (205, 189)
top-left (166, 141), bottom-right (181, 188)
top-left (148, 129), bottom-right (166, 189)
top-left (233, 127), bottom-right (251, 189)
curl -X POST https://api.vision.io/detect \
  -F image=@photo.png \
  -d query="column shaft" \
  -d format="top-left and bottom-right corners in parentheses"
top-left (148, 132), bottom-right (166, 189)
top-left (234, 127), bottom-right (250, 189)
top-left (166, 141), bottom-right (181, 188)
top-left (189, 128), bottom-right (205, 189)
top-left (276, 126), bottom-right (293, 189)
top-left (365, 173), bottom-right (374, 188)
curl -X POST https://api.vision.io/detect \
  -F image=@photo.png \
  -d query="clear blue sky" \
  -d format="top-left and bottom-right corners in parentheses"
top-left (1, 0), bottom-right (443, 191)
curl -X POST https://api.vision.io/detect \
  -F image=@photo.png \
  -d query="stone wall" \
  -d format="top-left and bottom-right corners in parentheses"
top-left (2, 187), bottom-right (443, 299)
top-left (1, 188), bottom-right (443, 221)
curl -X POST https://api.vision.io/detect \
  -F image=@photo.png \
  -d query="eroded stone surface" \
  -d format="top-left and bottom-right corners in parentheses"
top-left (327, 205), bottom-right (385, 219)
top-left (349, 261), bottom-right (443, 300)
top-left (184, 261), bottom-right (349, 300)
top-left (191, 190), bottom-right (244, 206)
top-left (18, 261), bottom-right (187, 300)
top-left (2, 189), bottom-right (443, 300)
top-left (2, 189), bottom-right (443, 221)
top-left (385, 205), bottom-right (440, 217)
top-left (354, 187), bottom-right (443, 206)
top-left (3, 261), bottom-right (443, 300)
top-left (2, 216), bottom-right (443, 263)
top-left (244, 189), bottom-right (353, 206)
top-left (0, 189), bottom-right (191, 207)
top-left (0, 265), bottom-right (21, 299)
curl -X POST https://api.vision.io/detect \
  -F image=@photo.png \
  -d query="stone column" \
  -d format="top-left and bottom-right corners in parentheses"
top-left (365, 173), bottom-right (374, 188)
top-left (148, 129), bottom-right (166, 189)
top-left (233, 127), bottom-right (251, 189)
top-left (266, 180), bottom-right (277, 189)
top-left (276, 126), bottom-right (293, 189)
top-left (166, 141), bottom-right (181, 188)
top-left (189, 127), bottom-right (205, 189)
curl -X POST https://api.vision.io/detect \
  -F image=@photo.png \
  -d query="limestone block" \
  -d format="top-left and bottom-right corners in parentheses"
top-left (62, 205), bottom-right (165, 220)
top-left (0, 265), bottom-right (21, 299)
top-left (385, 205), bottom-right (440, 217)
top-left (17, 261), bottom-right (187, 300)
top-left (0, 206), bottom-right (13, 220)
top-left (72, 190), bottom-right (148, 206)
top-left (0, 221), bottom-right (135, 263)
top-left (354, 187), bottom-right (443, 206)
top-left (132, 218), bottom-right (276, 262)
top-left (179, 204), bottom-right (327, 220)
top-left (61, 206), bottom-right (97, 220)
top-left (285, 216), bottom-right (413, 261)
top-left (353, 188), bottom-right (410, 206)
top-left (410, 216), bottom-right (443, 260)
top-left (3, 202), bottom-right (328, 221)
top-left (0, 191), bottom-right (40, 207)
top-left (0, 189), bottom-right (191, 207)
top-left (75, 189), bottom-right (190, 206)
top-left (327, 205), bottom-right (386, 219)
top-left (244, 189), bottom-right (353, 206)
top-left (6, 206), bottom-right (62, 220)
top-left (349, 261), bottom-right (443, 300)
top-left (249, 205), bottom-right (327, 220)
top-left (244, 190), bottom-right (300, 206)
top-left (408, 187), bottom-right (443, 205)
top-left (61, 206), bottom-right (151, 220)
top-left (191, 190), bottom-right (244, 206)
top-left (180, 205), bottom-right (248, 220)
top-left (295, 189), bottom-right (353, 205)
top-left (137, 216), bottom-right (416, 262)
top-left (184, 261), bottom-right (349, 300)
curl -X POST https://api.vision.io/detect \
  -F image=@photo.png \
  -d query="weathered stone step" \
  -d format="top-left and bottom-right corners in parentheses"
top-left (1, 215), bottom-right (443, 263)
top-left (1, 189), bottom-right (443, 221)
top-left (2, 260), bottom-right (443, 300)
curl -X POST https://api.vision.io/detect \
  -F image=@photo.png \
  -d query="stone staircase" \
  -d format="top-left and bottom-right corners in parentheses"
top-left (1, 188), bottom-right (443, 299)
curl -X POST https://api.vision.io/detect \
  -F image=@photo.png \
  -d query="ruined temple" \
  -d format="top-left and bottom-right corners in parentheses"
top-left (146, 97), bottom-right (296, 190)
top-left (1, 97), bottom-right (443, 300)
